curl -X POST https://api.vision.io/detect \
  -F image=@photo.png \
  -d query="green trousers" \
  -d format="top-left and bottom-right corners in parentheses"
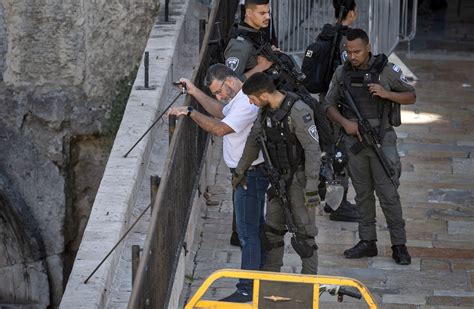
top-left (343, 129), bottom-right (407, 245)
top-left (263, 170), bottom-right (318, 274)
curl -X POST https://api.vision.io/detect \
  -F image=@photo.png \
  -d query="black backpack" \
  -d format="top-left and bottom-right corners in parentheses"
top-left (301, 24), bottom-right (347, 94)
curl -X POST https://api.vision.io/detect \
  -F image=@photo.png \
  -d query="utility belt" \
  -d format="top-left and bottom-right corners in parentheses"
top-left (230, 162), bottom-right (265, 174)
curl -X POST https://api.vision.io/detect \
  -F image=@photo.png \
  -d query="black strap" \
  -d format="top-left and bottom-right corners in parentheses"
top-left (272, 92), bottom-right (300, 122)
top-left (378, 102), bottom-right (390, 142)
top-left (264, 224), bottom-right (287, 236)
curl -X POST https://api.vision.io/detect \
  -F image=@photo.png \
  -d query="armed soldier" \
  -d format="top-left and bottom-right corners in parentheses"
top-left (324, 29), bottom-right (416, 265)
top-left (233, 72), bottom-right (321, 276)
top-left (225, 0), bottom-right (274, 79)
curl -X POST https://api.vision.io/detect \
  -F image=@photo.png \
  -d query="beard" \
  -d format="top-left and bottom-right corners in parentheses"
top-left (220, 88), bottom-right (237, 104)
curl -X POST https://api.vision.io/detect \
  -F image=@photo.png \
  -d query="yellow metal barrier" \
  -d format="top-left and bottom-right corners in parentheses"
top-left (185, 269), bottom-right (377, 308)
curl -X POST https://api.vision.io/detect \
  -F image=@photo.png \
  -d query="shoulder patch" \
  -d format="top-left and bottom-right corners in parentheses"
top-left (400, 73), bottom-right (409, 84)
top-left (341, 50), bottom-right (348, 63)
top-left (392, 64), bottom-right (401, 72)
top-left (303, 113), bottom-right (312, 123)
top-left (305, 49), bottom-right (313, 58)
top-left (237, 36), bottom-right (245, 41)
top-left (308, 125), bottom-right (319, 142)
top-left (226, 57), bottom-right (240, 71)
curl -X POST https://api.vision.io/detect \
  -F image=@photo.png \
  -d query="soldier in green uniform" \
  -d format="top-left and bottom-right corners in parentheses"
top-left (324, 29), bottom-right (416, 265)
top-left (225, 0), bottom-right (274, 79)
top-left (233, 72), bottom-right (321, 274)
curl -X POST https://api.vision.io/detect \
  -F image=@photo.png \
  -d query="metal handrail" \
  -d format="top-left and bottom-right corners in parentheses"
top-left (127, 0), bottom-right (239, 308)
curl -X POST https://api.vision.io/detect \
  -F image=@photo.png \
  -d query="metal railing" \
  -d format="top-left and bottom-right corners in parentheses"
top-left (127, 0), bottom-right (239, 308)
top-left (271, 0), bottom-right (418, 55)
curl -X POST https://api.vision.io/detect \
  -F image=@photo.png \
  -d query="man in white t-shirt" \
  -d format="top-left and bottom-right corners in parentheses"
top-left (168, 64), bottom-right (269, 303)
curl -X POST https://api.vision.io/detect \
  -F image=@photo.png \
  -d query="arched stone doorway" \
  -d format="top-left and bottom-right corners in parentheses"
top-left (0, 174), bottom-right (50, 307)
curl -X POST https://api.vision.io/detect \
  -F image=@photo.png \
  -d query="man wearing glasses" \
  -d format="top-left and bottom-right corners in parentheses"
top-left (168, 64), bottom-right (269, 303)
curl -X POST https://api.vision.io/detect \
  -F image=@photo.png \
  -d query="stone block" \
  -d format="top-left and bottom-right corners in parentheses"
top-left (386, 271), bottom-right (469, 291)
top-left (452, 158), bottom-right (474, 175)
top-left (448, 221), bottom-right (474, 235)
top-left (434, 290), bottom-right (474, 297)
top-left (426, 296), bottom-right (457, 306)
top-left (370, 257), bottom-right (421, 271)
top-left (420, 259), bottom-right (451, 272)
top-left (382, 294), bottom-right (426, 305)
top-left (407, 247), bottom-right (474, 259)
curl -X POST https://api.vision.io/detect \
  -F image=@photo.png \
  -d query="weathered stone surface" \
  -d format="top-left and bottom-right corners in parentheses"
top-left (383, 294), bottom-right (426, 305)
top-left (421, 259), bottom-right (452, 272)
top-left (448, 221), bottom-right (474, 235)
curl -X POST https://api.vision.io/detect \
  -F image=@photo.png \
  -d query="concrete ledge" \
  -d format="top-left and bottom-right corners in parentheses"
top-left (60, 1), bottom-right (190, 308)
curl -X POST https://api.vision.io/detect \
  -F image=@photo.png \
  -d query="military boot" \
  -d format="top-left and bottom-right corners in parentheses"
top-left (392, 244), bottom-right (411, 265)
top-left (344, 240), bottom-right (378, 259)
top-left (329, 200), bottom-right (360, 222)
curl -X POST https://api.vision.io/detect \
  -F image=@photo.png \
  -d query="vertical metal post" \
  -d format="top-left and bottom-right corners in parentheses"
top-left (144, 51), bottom-right (149, 89)
top-left (165, 0), bottom-right (170, 22)
top-left (131, 245), bottom-right (140, 286)
top-left (169, 115), bottom-right (177, 145)
top-left (199, 19), bottom-right (207, 51)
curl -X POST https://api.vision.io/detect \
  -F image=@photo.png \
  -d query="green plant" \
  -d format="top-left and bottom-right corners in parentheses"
top-left (105, 65), bottom-right (139, 137)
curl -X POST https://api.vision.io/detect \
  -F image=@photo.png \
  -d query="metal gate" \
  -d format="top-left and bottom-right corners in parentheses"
top-left (271, 0), bottom-right (417, 55)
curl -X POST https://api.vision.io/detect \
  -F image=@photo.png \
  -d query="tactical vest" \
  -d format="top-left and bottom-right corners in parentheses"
top-left (341, 54), bottom-right (388, 120)
top-left (262, 92), bottom-right (304, 173)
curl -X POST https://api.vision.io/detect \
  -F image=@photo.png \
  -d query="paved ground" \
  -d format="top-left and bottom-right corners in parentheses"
top-left (180, 21), bottom-right (474, 309)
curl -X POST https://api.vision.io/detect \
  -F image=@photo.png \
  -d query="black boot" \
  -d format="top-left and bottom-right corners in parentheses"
top-left (344, 240), bottom-right (378, 259)
top-left (392, 244), bottom-right (411, 265)
top-left (230, 231), bottom-right (241, 247)
top-left (329, 200), bottom-right (360, 222)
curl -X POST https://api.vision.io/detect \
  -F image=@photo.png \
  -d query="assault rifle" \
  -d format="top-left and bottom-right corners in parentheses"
top-left (255, 42), bottom-right (334, 153)
top-left (258, 135), bottom-right (315, 259)
top-left (343, 89), bottom-right (398, 188)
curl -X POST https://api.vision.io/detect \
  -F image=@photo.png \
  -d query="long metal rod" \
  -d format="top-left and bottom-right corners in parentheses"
top-left (123, 87), bottom-right (186, 158)
top-left (84, 203), bottom-right (152, 284)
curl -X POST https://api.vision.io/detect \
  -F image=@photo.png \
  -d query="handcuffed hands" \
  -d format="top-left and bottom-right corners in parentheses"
top-left (304, 190), bottom-right (321, 208)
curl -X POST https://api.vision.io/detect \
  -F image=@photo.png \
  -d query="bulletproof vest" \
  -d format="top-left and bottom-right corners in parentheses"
top-left (261, 93), bottom-right (304, 173)
top-left (342, 54), bottom-right (388, 120)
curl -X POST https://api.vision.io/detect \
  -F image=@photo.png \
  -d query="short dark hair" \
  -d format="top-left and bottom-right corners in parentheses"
top-left (346, 28), bottom-right (369, 45)
top-left (245, 0), bottom-right (269, 9)
top-left (204, 64), bottom-right (239, 88)
top-left (333, 0), bottom-right (356, 19)
top-left (242, 73), bottom-right (276, 97)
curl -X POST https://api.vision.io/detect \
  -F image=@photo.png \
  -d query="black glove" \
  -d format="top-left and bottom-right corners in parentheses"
top-left (231, 172), bottom-right (247, 190)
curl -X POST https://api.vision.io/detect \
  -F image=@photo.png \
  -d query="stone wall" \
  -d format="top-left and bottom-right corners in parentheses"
top-left (0, 2), bottom-right (5, 79)
top-left (0, 0), bottom-right (159, 306)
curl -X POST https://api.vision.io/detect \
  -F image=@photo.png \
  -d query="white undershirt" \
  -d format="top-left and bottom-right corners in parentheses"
top-left (221, 89), bottom-right (264, 169)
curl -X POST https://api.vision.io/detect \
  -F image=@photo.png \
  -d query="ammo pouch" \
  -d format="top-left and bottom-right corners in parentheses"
top-left (389, 102), bottom-right (402, 127)
top-left (291, 234), bottom-right (317, 259)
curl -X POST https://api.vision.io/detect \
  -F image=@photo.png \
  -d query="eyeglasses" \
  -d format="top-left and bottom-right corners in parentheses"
top-left (211, 79), bottom-right (227, 97)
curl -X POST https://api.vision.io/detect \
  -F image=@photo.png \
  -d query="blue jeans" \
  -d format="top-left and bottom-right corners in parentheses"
top-left (233, 167), bottom-right (269, 293)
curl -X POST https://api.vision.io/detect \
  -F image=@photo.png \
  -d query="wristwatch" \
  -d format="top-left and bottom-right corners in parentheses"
top-left (186, 106), bottom-right (193, 117)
